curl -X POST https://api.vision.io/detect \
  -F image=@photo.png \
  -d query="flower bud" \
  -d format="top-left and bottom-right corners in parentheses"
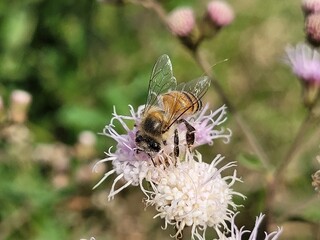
top-left (9, 90), bottom-right (32, 123)
top-left (167, 7), bottom-right (201, 50)
top-left (200, 0), bottom-right (234, 39)
top-left (168, 7), bottom-right (195, 37)
top-left (207, 0), bottom-right (234, 27)
top-left (305, 13), bottom-right (320, 47)
top-left (302, 0), bottom-right (320, 15)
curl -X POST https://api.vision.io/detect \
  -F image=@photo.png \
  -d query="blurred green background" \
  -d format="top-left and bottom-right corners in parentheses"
top-left (0, 0), bottom-right (319, 239)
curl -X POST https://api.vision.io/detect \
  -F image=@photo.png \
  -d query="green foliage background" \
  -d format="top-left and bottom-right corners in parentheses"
top-left (0, 0), bottom-right (319, 239)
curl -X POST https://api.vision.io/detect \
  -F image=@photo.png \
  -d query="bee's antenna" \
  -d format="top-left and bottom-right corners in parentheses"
top-left (199, 58), bottom-right (229, 77)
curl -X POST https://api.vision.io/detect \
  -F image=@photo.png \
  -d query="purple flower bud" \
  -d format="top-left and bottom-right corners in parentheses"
top-left (305, 13), bottom-right (320, 46)
top-left (167, 7), bottom-right (196, 37)
top-left (206, 0), bottom-right (235, 28)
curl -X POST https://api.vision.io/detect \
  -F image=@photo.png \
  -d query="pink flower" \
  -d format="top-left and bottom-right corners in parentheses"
top-left (284, 43), bottom-right (320, 85)
top-left (207, 0), bottom-right (235, 27)
top-left (188, 104), bottom-right (231, 146)
top-left (305, 13), bottom-right (320, 45)
top-left (302, 0), bottom-right (320, 15)
top-left (167, 7), bottom-right (196, 37)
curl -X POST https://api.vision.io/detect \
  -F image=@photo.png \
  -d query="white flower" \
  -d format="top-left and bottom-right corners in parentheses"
top-left (214, 212), bottom-right (283, 240)
top-left (94, 104), bottom-right (231, 200)
top-left (145, 151), bottom-right (244, 240)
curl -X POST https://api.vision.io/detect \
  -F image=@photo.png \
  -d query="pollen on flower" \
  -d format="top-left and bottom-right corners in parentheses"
top-left (145, 151), bottom-right (244, 240)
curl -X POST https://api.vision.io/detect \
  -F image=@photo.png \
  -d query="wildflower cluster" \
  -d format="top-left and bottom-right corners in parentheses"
top-left (284, 0), bottom-right (320, 109)
top-left (94, 55), bottom-right (282, 239)
top-left (167, 1), bottom-right (234, 50)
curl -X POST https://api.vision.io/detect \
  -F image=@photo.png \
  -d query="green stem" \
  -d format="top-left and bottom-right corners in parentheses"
top-left (192, 49), bottom-right (271, 169)
top-left (265, 109), bottom-right (315, 231)
top-left (275, 111), bottom-right (314, 182)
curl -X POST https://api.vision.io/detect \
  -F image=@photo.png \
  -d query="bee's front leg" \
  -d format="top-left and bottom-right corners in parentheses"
top-left (174, 128), bottom-right (179, 157)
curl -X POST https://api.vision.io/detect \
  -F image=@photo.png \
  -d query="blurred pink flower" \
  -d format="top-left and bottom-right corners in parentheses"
top-left (284, 43), bottom-right (320, 85)
top-left (306, 13), bottom-right (320, 45)
top-left (167, 7), bottom-right (196, 37)
top-left (9, 89), bottom-right (32, 123)
top-left (302, 0), bottom-right (320, 14)
top-left (207, 0), bottom-right (235, 27)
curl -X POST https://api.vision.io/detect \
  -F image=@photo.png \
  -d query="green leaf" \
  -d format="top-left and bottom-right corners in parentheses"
top-left (237, 153), bottom-right (264, 171)
top-left (57, 105), bottom-right (106, 132)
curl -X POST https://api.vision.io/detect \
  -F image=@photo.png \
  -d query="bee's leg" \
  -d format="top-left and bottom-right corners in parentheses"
top-left (149, 154), bottom-right (156, 167)
top-left (178, 119), bottom-right (195, 147)
top-left (135, 148), bottom-right (156, 167)
top-left (174, 128), bottom-right (179, 157)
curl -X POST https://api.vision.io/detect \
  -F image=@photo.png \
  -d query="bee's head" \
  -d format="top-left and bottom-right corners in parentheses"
top-left (135, 132), bottom-right (161, 153)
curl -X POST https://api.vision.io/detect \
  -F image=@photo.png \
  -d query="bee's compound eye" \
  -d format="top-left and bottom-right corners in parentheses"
top-left (135, 135), bottom-right (143, 143)
top-left (149, 141), bottom-right (161, 152)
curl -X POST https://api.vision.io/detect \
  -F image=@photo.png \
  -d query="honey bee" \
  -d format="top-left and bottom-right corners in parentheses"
top-left (135, 54), bottom-right (211, 161)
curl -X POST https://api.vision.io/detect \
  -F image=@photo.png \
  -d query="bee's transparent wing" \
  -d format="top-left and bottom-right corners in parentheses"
top-left (165, 76), bottom-right (211, 129)
top-left (144, 54), bottom-right (177, 114)
top-left (176, 76), bottom-right (211, 100)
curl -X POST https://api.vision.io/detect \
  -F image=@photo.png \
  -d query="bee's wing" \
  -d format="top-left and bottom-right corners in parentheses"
top-left (176, 76), bottom-right (211, 100)
top-left (165, 76), bottom-right (211, 129)
top-left (144, 54), bottom-right (177, 114)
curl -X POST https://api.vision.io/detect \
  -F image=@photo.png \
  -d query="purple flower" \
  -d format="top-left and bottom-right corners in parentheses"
top-left (284, 43), bottom-right (320, 85)
top-left (93, 104), bottom-right (231, 200)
